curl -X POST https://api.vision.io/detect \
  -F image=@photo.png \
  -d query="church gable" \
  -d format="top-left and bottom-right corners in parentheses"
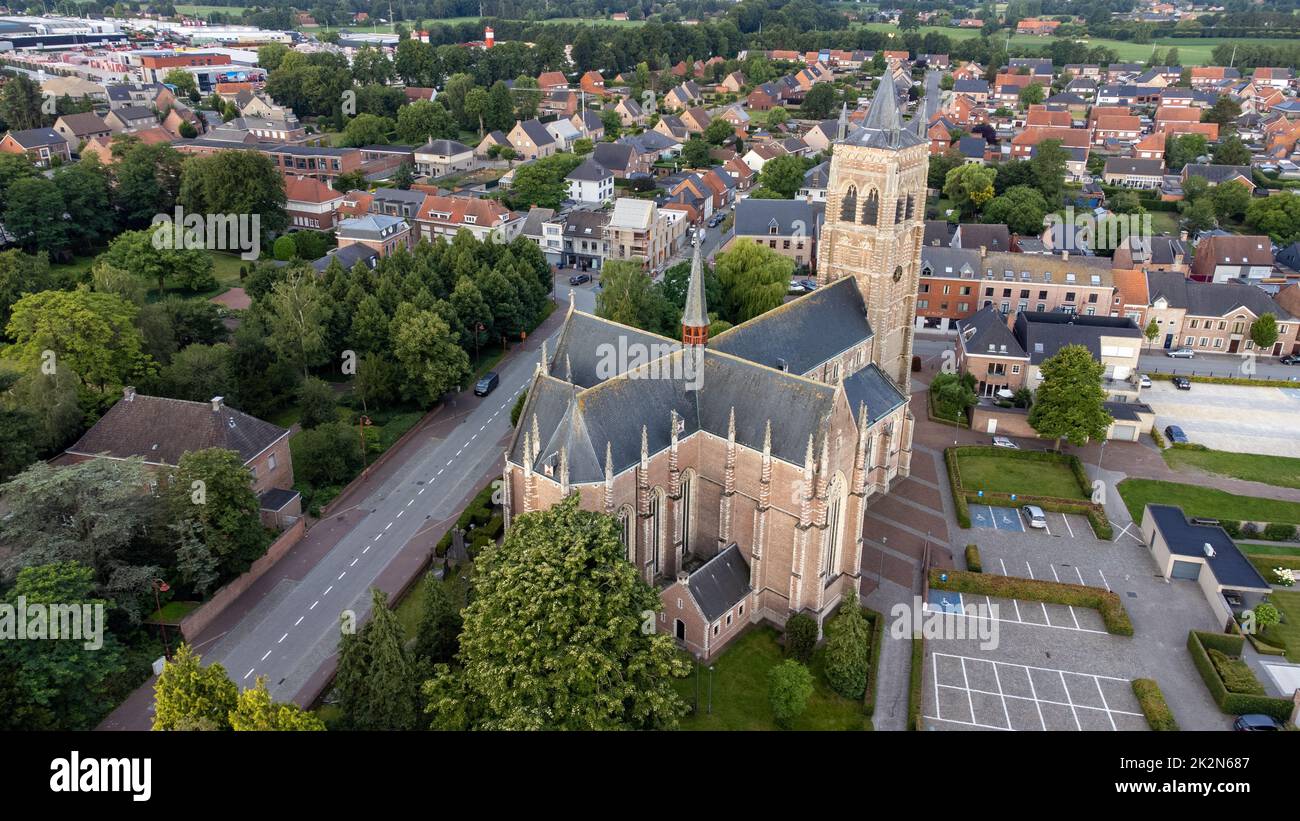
top-left (550, 310), bottom-right (680, 388)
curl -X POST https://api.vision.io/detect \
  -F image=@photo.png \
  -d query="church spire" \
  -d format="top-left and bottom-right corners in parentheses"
top-left (863, 71), bottom-right (903, 135)
top-left (681, 233), bottom-right (709, 346)
top-left (836, 101), bottom-right (849, 141)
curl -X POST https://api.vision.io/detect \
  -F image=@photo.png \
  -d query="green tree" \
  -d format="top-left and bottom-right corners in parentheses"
top-left (1027, 344), bottom-right (1113, 449)
top-left (1018, 82), bottom-right (1045, 107)
top-left (157, 343), bottom-right (234, 403)
top-left (1212, 136), bottom-right (1251, 167)
top-left (767, 106), bottom-right (789, 127)
top-left (1251, 313), bottom-right (1279, 351)
top-left (413, 572), bottom-right (462, 665)
top-left (508, 152), bottom-right (584, 210)
top-left (101, 228), bottom-right (216, 296)
top-left (152, 643), bottom-right (238, 731)
top-left (0, 248), bottom-right (54, 335)
top-left (396, 100), bottom-right (457, 144)
top-left (595, 260), bottom-right (674, 335)
top-left (177, 149), bottom-right (288, 236)
top-left (681, 137), bottom-right (712, 168)
top-left (229, 677), bottom-right (326, 730)
top-left (6, 288), bottom-right (147, 391)
top-left (767, 659), bottom-right (814, 729)
top-left (163, 69), bottom-right (199, 99)
top-left (714, 240), bottom-right (793, 323)
top-left (1183, 196), bottom-right (1218, 234)
top-left (170, 448), bottom-right (271, 581)
top-left (111, 142), bottom-right (183, 229)
top-left (339, 113), bottom-right (393, 147)
top-left (0, 72), bottom-right (44, 131)
top-left (981, 185), bottom-right (1049, 235)
top-left (0, 562), bottom-right (129, 730)
top-left (391, 302), bottom-right (471, 405)
top-left (1210, 180), bottom-right (1251, 222)
top-left (1028, 138), bottom-right (1069, 204)
top-left (5, 177), bottom-right (68, 256)
top-left (0, 153), bottom-right (37, 204)
top-left (1144, 318), bottom-right (1159, 348)
top-left (53, 158), bottom-right (115, 252)
top-left (293, 421), bottom-right (363, 486)
top-left (263, 269), bottom-right (331, 377)
top-left (422, 495), bottom-right (690, 730)
top-left (703, 117), bottom-right (734, 146)
top-left (943, 163), bottom-right (996, 217)
top-left (823, 593), bottom-right (871, 699)
top-left (1203, 95), bottom-right (1242, 132)
top-left (801, 82), bottom-right (837, 120)
top-left (1246, 194), bottom-right (1300, 244)
top-left (297, 376), bottom-right (337, 429)
top-left (332, 588), bottom-right (421, 730)
top-left (1165, 133), bottom-right (1207, 171)
top-left (758, 153), bottom-right (807, 199)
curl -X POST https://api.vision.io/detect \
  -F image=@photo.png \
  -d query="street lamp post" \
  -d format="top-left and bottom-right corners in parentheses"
top-left (358, 414), bottom-right (372, 468)
top-left (151, 579), bottom-right (171, 660)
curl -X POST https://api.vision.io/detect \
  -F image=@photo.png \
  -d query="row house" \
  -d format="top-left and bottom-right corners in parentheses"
top-left (414, 193), bottom-right (521, 243)
top-left (1189, 235), bottom-right (1275, 285)
top-left (604, 198), bottom-right (686, 270)
top-left (1253, 68), bottom-right (1295, 90)
top-left (1144, 270), bottom-right (1298, 356)
top-left (1190, 67), bottom-right (1241, 89)
top-left (0, 127), bottom-right (71, 167)
top-left (1103, 157), bottom-right (1165, 189)
top-left (560, 209), bottom-right (610, 271)
top-left (1181, 163), bottom-right (1254, 192)
top-left (285, 176), bottom-right (346, 231)
top-left (506, 119), bottom-right (558, 161)
top-left (1092, 115), bottom-right (1142, 146)
top-left (53, 112), bottom-right (112, 147)
top-left (1009, 126), bottom-right (1090, 160)
top-left (1133, 132), bottom-right (1165, 161)
top-left (729, 198), bottom-right (823, 269)
top-left (664, 81), bottom-right (703, 113)
top-left (1159, 120), bottom-right (1219, 141)
top-left (541, 89), bottom-right (578, 119)
top-left (336, 214), bottom-right (413, 259)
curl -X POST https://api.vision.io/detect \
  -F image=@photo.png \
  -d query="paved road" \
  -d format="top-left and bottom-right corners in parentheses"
top-left (197, 313), bottom-right (566, 703)
top-left (922, 69), bottom-right (942, 121)
top-left (1138, 350), bottom-right (1300, 382)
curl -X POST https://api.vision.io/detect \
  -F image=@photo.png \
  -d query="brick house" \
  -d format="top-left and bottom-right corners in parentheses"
top-left (1144, 270), bottom-right (1298, 356)
top-left (0, 127), bottom-right (71, 167)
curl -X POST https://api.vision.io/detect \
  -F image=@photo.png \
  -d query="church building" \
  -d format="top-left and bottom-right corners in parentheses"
top-left (501, 75), bottom-right (929, 659)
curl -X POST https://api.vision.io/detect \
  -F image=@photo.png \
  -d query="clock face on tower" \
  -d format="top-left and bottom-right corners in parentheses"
top-left (893, 266), bottom-right (903, 283)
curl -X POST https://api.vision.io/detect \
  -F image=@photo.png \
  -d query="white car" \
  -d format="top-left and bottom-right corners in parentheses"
top-left (1138, 374), bottom-right (1152, 388)
top-left (1021, 504), bottom-right (1048, 530)
top-left (992, 436), bottom-right (1019, 449)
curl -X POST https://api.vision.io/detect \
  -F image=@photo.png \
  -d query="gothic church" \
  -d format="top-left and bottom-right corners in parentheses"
top-left (502, 74), bottom-right (930, 659)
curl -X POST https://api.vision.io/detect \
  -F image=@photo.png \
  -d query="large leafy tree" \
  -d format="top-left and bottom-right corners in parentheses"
top-left (507, 153), bottom-right (583, 210)
top-left (4, 177), bottom-right (68, 256)
top-left (53, 158), bottom-right (116, 252)
top-left (1027, 344), bottom-right (1113, 449)
top-left (1246, 194), bottom-right (1300, 244)
top-left (396, 100), bottom-right (457, 144)
top-left (229, 677), bottom-right (326, 731)
top-left (422, 495), bottom-right (690, 730)
top-left (1165, 133), bottom-right (1206, 171)
top-left (1028, 138), bottom-right (1069, 204)
top-left (943, 163), bottom-right (996, 218)
top-left (801, 82), bottom-right (837, 119)
top-left (981, 185), bottom-right (1049, 235)
top-left (110, 141), bottom-right (184, 229)
top-left (262, 268), bottom-right (331, 377)
top-left (758, 153), bottom-right (808, 198)
top-left (169, 448), bottom-right (271, 583)
top-left (0, 248), bottom-right (54, 338)
top-left (6, 288), bottom-right (148, 391)
top-left (0, 562), bottom-right (130, 731)
top-left (100, 228), bottom-right (216, 297)
top-left (595, 259), bottom-right (675, 336)
top-left (152, 643), bottom-right (238, 731)
top-left (714, 239), bottom-right (793, 324)
top-left (1212, 135), bottom-right (1251, 167)
top-left (177, 149), bottom-right (288, 236)
top-left (392, 302), bottom-right (471, 405)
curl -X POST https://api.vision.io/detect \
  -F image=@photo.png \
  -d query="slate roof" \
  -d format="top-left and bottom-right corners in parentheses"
top-left (517, 119), bottom-right (555, 147)
top-left (710, 276), bottom-right (871, 375)
top-left (1104, 157), bottom-right (1165, 177)
top-left (416, 139), bottom-right (471, 155)
top-left (842, 73), bottom-right (926, 150)
top-left (920, 246), bottom-right (980, 277)
top-left (843, 364), bottom-right (908, 426)
top-left (566, 157), bottom-right (611, 182)
top-left (66, 392), bottom-right (288, 466)
top-left (802, 159), bottom-right (831, 189)
top-left (1183, 164), bottom-right (1253, 185)
top-left (592, 141), bottom-right (635, 172)
top-left (686, 544), bottom-right (752, 621)
top-left (1147, 271), bottom-right (1291, 319)
top-left (923, 220), bottom-right (955, 247)
top-left (732, 198), bottom-right (822, 237)
top-left (4, 127), bottom-right (64, 147)
top-left (957, 306), bottom-right (1023, 358)
top-left (312, 243), bottom-right (379, 272)
top-left (1014, 312), bottom-right (1142, 364)
top-left (1147, 504), bottom-right (1270, 590)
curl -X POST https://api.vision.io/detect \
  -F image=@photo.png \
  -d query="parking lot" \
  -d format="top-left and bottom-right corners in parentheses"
top-left (1142, 380), bottom-right (1300, 457)
top-left (920, 510), bottom-right (1233, 730)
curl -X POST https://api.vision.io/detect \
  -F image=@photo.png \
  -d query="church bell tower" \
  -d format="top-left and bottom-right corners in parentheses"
top-left (817, 73), bottom-right (930, 392)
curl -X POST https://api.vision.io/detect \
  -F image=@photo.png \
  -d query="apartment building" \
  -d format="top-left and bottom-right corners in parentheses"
top-left (604, 198), bottom-right (685, 270)
top-left (1143, 270), bottom-right (1298, 356)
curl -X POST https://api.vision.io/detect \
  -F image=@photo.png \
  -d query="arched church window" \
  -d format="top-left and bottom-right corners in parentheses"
top-left (840, 185), bottom-right (857, 223)
top-left (650, 488), bottom-right (665, 576)
top-left (618, 505), bottom-right (635, 564)
top-left (821, 476), bottom-right (847, 577)
top-left (895, 197), bottom-right (906, 224)
top-left (862, 190), bottom-right (879, 226)
top-left (905, 194), bottom-right (916, 220)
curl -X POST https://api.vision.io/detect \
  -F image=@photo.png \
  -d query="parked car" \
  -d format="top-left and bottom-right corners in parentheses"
top-left (1233, 714), bottom-right (1282, 731)
top-left (1164, 425), bottom-right (1189, 444)
top-left (1166, 348), bottom-right (1195, 359)
top-left (1021, 504), bottom-right (1048, 529)
top-left (1172, 376), bottom-right (1191, 390)
top-left (1281, 354), bottom-right (1300, 365)
top-left (707, 213), bottom-right (726, 228)
top-left (474, 371), bottom-right (500, 397)
top-left (568, 273), bottom-right (591, 286)
top-left (789, 279), bottom-right (807, 292)
top-left (992, 436), bottom-right (1019, 449)
top-left (1138, 374), bottom-right (1152, 388)
top-left (798, 278), bottom-right (818, 291)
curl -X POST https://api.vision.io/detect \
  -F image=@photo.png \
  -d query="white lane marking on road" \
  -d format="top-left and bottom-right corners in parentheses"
top-left (278, 633), bottom-right (288, 643)
top-left (470, 434), bottom-right (477, 441)
top-left (295, 616), bottom-right (304, 626)
top-left (350, 558), bottom-right (358, 567)
top-left (438, 468), bottom-right (445, 475)
top-left (244, 668), bottom-right (255, 680)
top-left (446, 460), bottom-right (453, 467)
top-left (385, 522), bottom-right (392, 531)
top-left (480, 424), bottom-right (487, 432)
top-left (310, 600), bottom-right (319, 609)
top-left (338, 571), bottom-right (346, 580)
top-left (362, 545), bottom-right (370, 554)
top-left (456, 448), bottom-right (463, 456)
top-left (261, 650), bottom-right (271, 661)
top-left (397, 510), bottom-right (404, 518)
top-left (323, 586), bottom-right (333, 596)
top-left (407, 499), bottom-right (413, 506)
top-left (418, 488), bottom-right (425, 494)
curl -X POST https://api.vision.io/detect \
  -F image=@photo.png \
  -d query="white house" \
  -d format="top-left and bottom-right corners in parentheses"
top-left (565, 158), bottom-right (614, 204)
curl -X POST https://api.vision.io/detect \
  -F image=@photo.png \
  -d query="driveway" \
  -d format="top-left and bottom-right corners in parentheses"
top-left (1142, 380), bottom-right (1300, 457)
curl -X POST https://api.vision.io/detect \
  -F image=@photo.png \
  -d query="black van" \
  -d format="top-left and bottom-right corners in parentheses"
top-left (474, 372), bottom-right (500, 397)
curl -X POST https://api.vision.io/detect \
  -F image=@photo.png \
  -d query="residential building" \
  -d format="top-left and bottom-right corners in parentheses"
top-left (604, 198), bottom-right (686, 269)
top-left (1190, 235), bottom-right (1275, 284)
top-left (566, 158), bottom-right (614, 204)
top-left (1103, 157), bottom-right (1165, 189)
top-left (1143, 270), bottom-right (1298, 355)
top-left (413, 139), bottom-right (475, 177)
top-left (507, 119), bottom-right (558, 161)
top-left (53, 112), bottom-right (111, 147)
top-left (0, 127), bottom-right (71, 166)
top-left (560, 209), bottom-right (609, 271)
top-left (285, 176), bottom-right (345, 230)
top-left (728, 198), bottom-right (824, 269)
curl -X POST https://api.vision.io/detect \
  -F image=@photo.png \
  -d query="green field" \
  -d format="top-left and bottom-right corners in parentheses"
top-left (672, 627), bottom-right (869, 730)
top-left (302, 16), bottom-right (646, 35)
top-left (1163, 447), bottom-right (1300, 491)
top-left (852, 22), bottom-right (1292, 66)
top-left (955, 451), bottom-right (1087, 500)
top-left (1117, 478), bottom-right (1300, 525)
top-left (175, 4), bottom-right (249, 15)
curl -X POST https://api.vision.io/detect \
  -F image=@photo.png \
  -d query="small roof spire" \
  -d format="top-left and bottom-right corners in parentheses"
top-left (837, 101), bottom-right (849, 141)
top-left (681, 231), bottom-right (708, 334)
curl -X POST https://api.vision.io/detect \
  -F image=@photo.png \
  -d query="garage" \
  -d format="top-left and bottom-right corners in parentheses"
top-left (1170, 560), bottom-right (1202, 580)
top-left (1111, 424), bottom-right (1136, 441)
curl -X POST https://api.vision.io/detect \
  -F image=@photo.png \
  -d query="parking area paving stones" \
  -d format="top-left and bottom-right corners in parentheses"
top-left (1143, 381), bottom-right (1300, 457)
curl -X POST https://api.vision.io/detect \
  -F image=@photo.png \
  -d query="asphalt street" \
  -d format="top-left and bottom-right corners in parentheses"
top-left (202, 325), bottom-right (552, 701)
top-left (1138, 350), bottom-right (1300, 382)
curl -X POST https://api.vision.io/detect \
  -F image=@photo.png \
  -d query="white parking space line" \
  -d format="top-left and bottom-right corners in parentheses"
top-left (1095, 676), bottom-right (1118, 731)
top-left (1098, 569), bottom-right (1111, 592)
top-left (923, 598), bottom-right (1105, 634)
top-left (1062, 514), bottom-right (1074, 538)
top-left (1074, 567), bottom-right (1086, 586)
top-left (1060, 670), bottom-right (1082, 731)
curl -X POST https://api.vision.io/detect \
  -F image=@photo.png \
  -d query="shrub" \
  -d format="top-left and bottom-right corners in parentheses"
top-left (1262, 522), bottom-right (1297, 542)
top-left (1208, 648), bottom-right (1266, 695)
top-left (1220, 519), bottom-right (1241, 538)
top-left (932, 569), bottom-right (1133, 635)
top-left (908, 635), bottom-right (925, 731)
top-left (823, 594), bottom-right (871, 700)
top-left (1150, 426), bottom-right (1166, 448)
top-left (298, 376), bottom-right (338, 430)
top-left (767, 659), bottom-right (814, 729)
top-left (1253, 602), bottom-right (1281, 629)
top-left (1131, 679), bottom-right (1179, 731)
top-left (294, 421), bottom-right (363, 486)
top-left (862, 608), bottom-right (884, 718)
top-left (510, 389), bottom-right (528, 427)
top-left (964, 544), bottom-right (982, 573)
top-left (783, 613), bottom-right (818, 663)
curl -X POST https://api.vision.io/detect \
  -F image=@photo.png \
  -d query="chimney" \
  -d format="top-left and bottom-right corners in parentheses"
top-left (979, 245), bottom-right (987, 259)
top-left (676, 570), bottom-right (690, 584)
top-left (210, 396), bottom-right (224, 412)
top-left (123, 386), bottom-right (136, 402)
top-left (1061, 250), bottom-right (1069, 260)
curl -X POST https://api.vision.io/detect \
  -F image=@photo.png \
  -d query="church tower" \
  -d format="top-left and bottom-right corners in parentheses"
top-left (681, 233), bottom-right (709, 346)
top-left (817, 74), bottom-right (929, 392)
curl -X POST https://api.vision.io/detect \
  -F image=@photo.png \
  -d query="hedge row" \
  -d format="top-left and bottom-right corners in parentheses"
top-left (964, 544), bottom-right (982, 573)
top-left (1131, 679), bottom-right (1179, 731)
top-left (435, 481), bottom-right (501, 558)
top-left (931, 569), bottom-right (1134, 636)
top-left (946, 447), bottom-right (1112, 539)
top-left (862, 607), bottom-right (886, 721)
top-left (1186, 631), bottom-right (1294, 722)
top-left (908, 635), bottom-right (925, 731)
top-left (1146, 371), bottom-right (1297, 389)
top-left (1220, 520), bottom-right (1300, 542)
top-left (945, 448), bottom-right (972, 529)
top-left (927, 388), bottom-right (969, 429)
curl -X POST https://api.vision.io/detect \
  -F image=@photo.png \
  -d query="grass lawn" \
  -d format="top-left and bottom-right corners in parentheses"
top-left (145, 601), bottom-right (202, 624)
top-left (1162, 447), bottom-right (1300, 491)
top-left (1237, 542), bottom-right (1300, 558)
top-left (1117, 478), bottom-right (1300, 526)
top-left (672, 627), bottom-right (869, 731)
top-left (392, 564), bottom-right (472, 641)
top-left (1147, 211), bottom-right (1180, 236)
top-left (955, 452), bottom-right (1087, 500)
top-left (1266, 590), bottom-right (1300, 662)
top-left (175, 3), bottom-right (248, 14)
top-left (1246, 553), bottom-right (1300, 586)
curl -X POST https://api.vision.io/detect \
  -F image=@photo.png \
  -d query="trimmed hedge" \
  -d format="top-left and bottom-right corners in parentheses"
top-left (1132, 679), bottom-right (1179, 731)
top-left (1146, 371), bottom-right (1296, 389)
top-left (931, 569), bottom-right (1134, 636)
top-left (946, 446), bottom-right (1112, 539)
top-left (908, 635), bottom-right (925, 731)
top-left (862, 607), bottom-right (885, 719)
top-left (927, 387), bottom-right (970, 428)
top-left (965, 544), bottom-right (982, 573)
top-left (1186, 631), bottom-right (1294, 722)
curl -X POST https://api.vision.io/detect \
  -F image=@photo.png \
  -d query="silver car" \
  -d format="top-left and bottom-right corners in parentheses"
top-left (1021, 504), bottom-right (1048, 529)
top-left (1166, 348), bottom-right (1195, 359)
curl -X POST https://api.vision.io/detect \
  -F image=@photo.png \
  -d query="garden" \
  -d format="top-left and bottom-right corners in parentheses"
top-left (945, 446), bottom-right (1111, 538)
